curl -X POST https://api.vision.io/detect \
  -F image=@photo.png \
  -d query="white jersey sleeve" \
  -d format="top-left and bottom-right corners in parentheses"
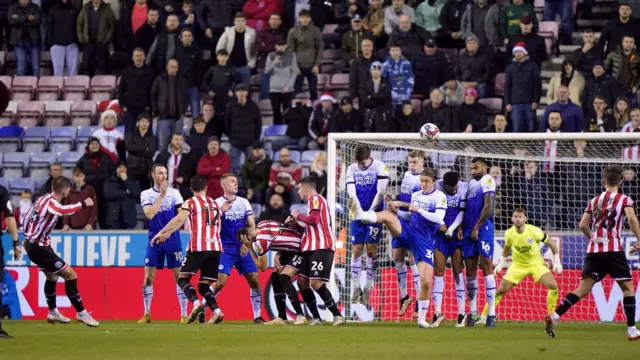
top-left (345, 164), bottom-right (355, 185)
top-left (169, 188), bottom-right (184, 207)
top-left (240, 197), bottom-right (255, 218)
top-left (375, 160), bottom-right (390, 178)
top-left (140, 189), bottom-right (154, 207)
top-left (480, 175), bottom-right (496, 194)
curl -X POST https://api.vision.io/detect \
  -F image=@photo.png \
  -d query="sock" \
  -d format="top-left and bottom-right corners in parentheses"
top-left (176, 284), bottom-right (188, 317)
top-left (64, 279), bottom-right (85, 313)
top-left (143, 285), bottom-right (153, 314)
top-left (210, 285), bottom-right (219, 297)
top-left (455, 273), bottom-right (465, 315)
top-left (418, 300), bottom-right (430, 322)
top-left (280, 273), bottom-right (304, 316)
top-left (547, 289), bottom-right (559, 315)
top-left (411, 264), bottom-right (420, 294)
top-left (250, 287), bottom-right (262, 319)
top-left (351, 254), bottom-right (362, 290)
top-left (554, 293), bottom-right (580, 317)
top-left (271, 272), bottom-right (287, 320)
top-left (316, 284), bottom-right (341, 317)
top-left (624, 296), bottom-right (636, 327)
top-left (360, 210), bottom-right (377, 223)
top-left (485, 275), bottom-right (496, 316)
top-left (301, 287), bottom-right (321, 319)
top-left (199, 283), bottom-right (219, 311)
top-left (178, 279), bottom-right (199, 303)
top-left (466, 276), bottom-right (478, 314)
top-left (365, 257), bottom-right (378, 289)
top-left (44, 280), bottom-right (57, 311)
top-left (395, 262), bottom-right (408, 298)
top-left (433, 276), bottom-right (444, 316)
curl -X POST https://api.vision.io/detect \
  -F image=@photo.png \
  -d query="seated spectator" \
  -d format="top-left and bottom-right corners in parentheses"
top-left (225, 84), bottom-right (262, 173)
top-left (584, 95), bottom-right (617, 132)
top-left (216, 12), bottom-right (257, 85)
top-left (147, 14), bottom-right (181, 73)
top-left (507, 15), bottom-right (546, 68)
top-left (412, 39), bottom-right (450, 97)
top-left (384, 0), bottom-right (415, 35)
top-left (621, 108), bottom-right (640, 132)
top-left (438, 0), bottom-right (468, 48)
top-left (77, 0), bottom-right (116, 77)
top-left (415, 0), bottom-right (445, 39)
top-left (489, 113), bottom-right (507, 133)
top-left (35, 162), bottom-right (63, 199)
top-left (265, 39), bottom-right (297, 125)
top-left (276, 93), bottom-right (313, 151)
top-left (461, 0), bottom-right (503, 48)
top-left (241, 143), bottom-right (273, 204)
top-left (201, 101), bottom-right (224, 138)
top-left (396, 100), bottom-right (423, 132)
top-left (104, 162), bottom-right (141, 230)
top-left (363, 0), bottom-right (385, 48)
top-left (541, 109), bottom-right (564, 133)
top-left (456, 87), bottom-right (487, 132)
top-left (77, 137), bottom-right (116, 227)
top-left (197, 136), bottom-right (231, 199)
top-left (187, 115), bottom-right (210, 158)
top-left (540, 86), bottom-right (583, 132)
top-left (62, 167), bottom-right (97, 230)
top-left (48, 0), bottom-right (79, 77)
top-left (93, 109), bottom-right (124, 162)
top-left (132, 8), bottom-right (160, 54)
top-left (258, 193), bottom-right (289, 222)
top-left (9, 0), bottom-right (41, 76)
top-left (175, 28), bottom-right (204, 117)
top-left (256, 13), bottom-right (287, 100)
top-left (339, 15), bottom-right (374, 72)
top-left (267, 148), bottom-right (302, 204)
top-left (505, 43), bottom-right (540, 132)
top-left (15, 190), bottom-right (32, 230)
top-left (383, 43), bottom-right (415, 112)
top-left (613, 96), bottom-right (631, 130)
top-left (151, 59), bottom-right (188, 151)
top-left (155, 133), bottom-right (197, 198)
top-left (621, 166), bottom-right (639, 199)
top-left (571, 29), bottom-right (604, 77)
top-left (329, 96), bottom-right (364, 133)
top-left (201, 49), bottom-right (240, 117)
top-left (599, 2), bottom-right (639, 55)
top-left (310, 151), bottom-right (327, 196)
top-left (120, 0), bottom-right (150, 53)
top-left (582, 61), bottom-right (618, 118)
top-left (334, 0), bottom-right (368, 35)
top-left (125, 113), bottom-right (157, 190)
top-left (605, 35), bottom-right (640, 104)
top-left (386, 14), bottom-right (429, 61)
top-left (542, 0), bottom-right (572, 45)
top-left (517, 161), bottom-right (550, 227)
top-left (359, 61), bottom-right (394, 132)
top-left (118, 48), bottom-right (155, 134)
top-left (439, 75), bottom-right (465, 106)
top-left (423, 88), bottom-right (455, 132)
top-left (547, 59), bottom-right (585, 106)
top-left (349, 38), bottom-right (382, 99)
top-left (243, 0), bottom-right (284, 32)
top-left (308, 93), bottom-right (339, 150)
top-left (454, 34), bottom-right (493, 98)
top-left (288, 9), bottom-right (323, 101)
top-left (502, 0), bottom-right (537, 39)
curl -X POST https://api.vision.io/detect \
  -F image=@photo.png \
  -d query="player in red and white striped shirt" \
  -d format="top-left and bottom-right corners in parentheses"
top-left (152, 175), bottom-right (231, 324)
top-left (545, 166), bottom-right (640, 340)
top-left (22, 177), bottom-right (100, 327)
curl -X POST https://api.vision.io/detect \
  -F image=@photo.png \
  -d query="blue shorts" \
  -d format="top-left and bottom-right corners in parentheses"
top-left (145, 238), bottom-right (184, 269)
top-left (350, 221), bottom-right (383, 245)
top-left (435, 232), bottom-right (461, 258)
top-left (462, 222), bottom-right (495, 260)
top-left (218, 252), bottom-right (258, 276)
top-left (400, 226), bottom-right (434, 267)
top-left (392, 218), bottom-right (411, 249)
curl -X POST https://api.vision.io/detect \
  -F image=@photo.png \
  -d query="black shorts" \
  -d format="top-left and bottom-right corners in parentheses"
top-left (24, 242), bottom-right (68, 274)
top-left (580, 252), bottom-right (632, 282)
top-left (179, 251), bottom-right (221, 281)
top-left (280, 251), bottom-right (303, 273)
top-left (298, 250), bottom-right (334, 282)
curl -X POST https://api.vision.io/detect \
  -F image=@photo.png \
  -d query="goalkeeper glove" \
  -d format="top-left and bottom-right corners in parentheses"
top-left (493, 256), bottom-right (507, 276)
top-left (552, 254), bottom-right (563, 274)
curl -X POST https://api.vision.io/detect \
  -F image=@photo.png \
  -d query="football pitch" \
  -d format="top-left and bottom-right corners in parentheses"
top-left (2, 321), bottom-right (637, 359)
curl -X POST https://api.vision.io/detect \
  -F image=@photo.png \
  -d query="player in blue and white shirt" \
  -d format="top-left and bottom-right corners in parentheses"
top-left (212, 173), bottom-right (262, 323)
top-left (462, 157), bottom-right (497, 328)
top-left (139, 165), bottom-right (188, 323)
top-left (346, 145), bottom-right (389, 305)
top-left (433, 172), bottom-right (468, 327)
top-left (355, 169), bottom-right (446, 328)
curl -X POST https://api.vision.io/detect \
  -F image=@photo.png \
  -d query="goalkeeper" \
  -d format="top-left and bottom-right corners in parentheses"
top-left (480, 208), bottom-right (562, 322)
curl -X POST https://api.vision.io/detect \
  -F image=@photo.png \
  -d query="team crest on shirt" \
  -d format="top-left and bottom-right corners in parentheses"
top-left (313, 198), bottom-right (319, 208)
top-left (219, 264), bottom-right (224, 270)
top-left (487, 178), bottom-right (493, 185)
top-left (145, 258), bottom-right (149, 264)
top-left (55, 261), bottom-right (63, 269)
top-left (254, 242), bottom-right (264, 254)
top-left (527, 238), bottom-right (533, 244)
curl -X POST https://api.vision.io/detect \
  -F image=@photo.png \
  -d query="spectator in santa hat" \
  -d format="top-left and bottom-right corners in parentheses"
top-left (308, 92), bottom-right (339, 150)
top-left (93, 109), bottom-right (125, 163)
top-left (505, 42), bottom-right (541, 132)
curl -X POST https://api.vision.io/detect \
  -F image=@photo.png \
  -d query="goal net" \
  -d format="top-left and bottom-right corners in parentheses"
top-left (326, 132), bottom-right (640, 323)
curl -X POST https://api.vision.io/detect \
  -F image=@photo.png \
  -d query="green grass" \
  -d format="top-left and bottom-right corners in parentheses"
top-left (1, 321), bottom-right (637, 359)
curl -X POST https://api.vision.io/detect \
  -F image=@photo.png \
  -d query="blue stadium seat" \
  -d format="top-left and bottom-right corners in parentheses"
top-left (76, 126), bottom-right (99, 150)
top-left (289, 203), bottom-right (307, 215)
top-left (221, 142), bottom-right (231, 153)
top-left (264, 125), bottom-right (287, 137)
top-left (23, 127), bottom-right (50, 153)
top-left (0, 125), bottom-right (24, 152)
top-left (30, 152), bottom-right (57, 179)
top-left (3, 153), bottom-right (30, 181)
top-left (0, 152), bottom-right (3, 168)
top-left (50, 126), bottom-right (77, 153)
top-left (251, 203), bottom-right (262, 219)
top-left (273, 150), bottom-right (301, 163)
top-left (10, 177), bottom-right (36, 193)
top-left (35, 176), bottom-right (48, 190)
top-left (301, 150), bottom-right (321, 167)
top-left (382, 150), bottom-right (409, 167)
top-left (58, 151), bottom-right (84, 179)
top-left (0, 178), bottom-right (8, 190)
top-left (116, 125), bottom-right (125, 135)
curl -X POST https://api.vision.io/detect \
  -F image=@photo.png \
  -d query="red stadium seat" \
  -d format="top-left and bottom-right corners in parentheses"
top-left (37, 76), bottom-right (63, 101)
top-left (70, 100), bottom-right (96, 127)
top-left (258, 99), bottom-right (272, 116)
top-left (44, 101), bottom-right (72, 127)
top-left (495, 73), bottom-right (506, 96)
top-left (17, 100), bottom-right (44, 128)
top-left (11, 76), bottom-right (37, 101)
top-left (63, 75), bottom-right (90, 101)
top-left (0, 100), bottom-right (17, 126)
top-left (0, 76), bottom-right (12, 91)
top-left (478, 97), bottom-right (503, 114)
top-left (317, 74), bottom-right (330, 91)
top-left (330, 73), bottom-right (349, 90)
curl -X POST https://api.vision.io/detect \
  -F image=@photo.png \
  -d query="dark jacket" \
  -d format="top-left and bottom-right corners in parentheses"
top-left (454, 47), bottom-right (492, 83)
top-left (359, 78), bottom-right (394, 132)
top-left (8, 2), bottom-right (41, 45)
top-left (334, 0), bottom-right (367, 34)
top-left (599, 16), bottom-right (640, 55)
top-left (241, 154), bottom-right (273, 191)
top-left (329, 109), bottom-right (364, 133)
top-left (256, 26), bottom-right (287, 69)
top-left (342, 28), bottom-right (375, 64)
top-left (283, 103), bottom-right (313, 139)
top-left (76, 1), bottom-right (116, 44)
top-left (386, 26), bottom-right (430, 60)
top-left (258, 204), bottom-right (289, 223)
top-left (125, 128), bottom-right (157, 178)
top-left (47, 0), bottom-right (78, 46)
top-left (605, 47), bottom-right (640, 88)
top-left (146, 29), bottom-right (179, 73)
top-left (187, 129), bottom-right (209, 158)
top-left (150, 72), bottom-right (188, 119)
top-left (197, 0), bottom-right (236, 34)
top-left (439, 0), bottom-right (469, 35)
top-left (518, 174), bottom-right (551, 224)
top-left (396, 110), bottom-right (423, 132)
top-left (349, 54), bottom-right (382, 99)
top-left (584, 113), bottom-right (617, 132)
top-left (0, 0), bottom-right (13, 17)
top-left (455, 101), bottom-right (487, 132)
top-left (423, 102), bottom-right (456, 132)
top-left (225, 100), bottom-right (262, 148)
top-left (411, 49), bottom-right (450, 95)
top-left (540, 100), bottom-right (584, 132)
top-left (507, 32), bottom-right (547, 67)
top-left (308, 104), bottom-right (339, 138)
top-left (571, 44), bottom-right (604, 76)
top-left (133, 23), bottom-right (160, 54)
top-left (63, 183), bottom-right (97, 229)
top-left (174, 42), bottom-right (204, 88)
top-left (504, 58), bottom-right (540, 105)
top-left (582, 74), bottom-right (619, 117)
top-left (201, 63), bottom-right (239, 105)
top-left (118, 64), bottom-right (155, 113)
top-left (155, 143), bottom-right (199, 199)
top-left (283, 0), bottom-right (327, 30)
top-left (103, 175), bottom-right (141, 229)
top-left (76, 144), bottom-right (117, 196)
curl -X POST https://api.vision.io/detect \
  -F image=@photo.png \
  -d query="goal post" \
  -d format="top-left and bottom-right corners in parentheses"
top-left (327, 132), bottom-right (640, 323)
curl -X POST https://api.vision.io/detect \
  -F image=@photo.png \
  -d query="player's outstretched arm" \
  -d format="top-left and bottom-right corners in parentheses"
top-left (493, 243), bottom-right (510, 275)
top-left (624, 207), bottom-right (640, 254)
top-left (578, 212), bottom-right (592, 239)
top-left (152, 210), bottom-right (188, 244)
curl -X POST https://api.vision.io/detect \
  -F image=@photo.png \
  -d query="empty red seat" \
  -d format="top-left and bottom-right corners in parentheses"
top-left (37, 76), bottom-right (63, 101)
top-left (0, 100), bottom-right (17, 126)
top-left (0, 76), bottom-right (12, 91)
top-left (45, 101), bottom-right (72, 127)
top-left (330, 74), bottom-right (349, 90)
top-left (478, 98), bottom-right (503, 114)
top-left (63, 75), bottom-right (90, 101)
top-left (90, 75), bottom-right (116, 101)
top-left (12, 76), bottom-right (37, 101)
top-left (70, 100), bottom-right (96, 127)
top-left (17, 101), bottom-right (44, 128)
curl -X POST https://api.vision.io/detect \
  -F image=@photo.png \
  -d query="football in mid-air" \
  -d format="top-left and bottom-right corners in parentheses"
top-left (420, 123), bottom-right (440, 140)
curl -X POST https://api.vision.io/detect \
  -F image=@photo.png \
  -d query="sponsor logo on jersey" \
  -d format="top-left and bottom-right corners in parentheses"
top-left (355, 173), bottom-right (376, 187)
top-left (224, 210), bottom-right (246, 221)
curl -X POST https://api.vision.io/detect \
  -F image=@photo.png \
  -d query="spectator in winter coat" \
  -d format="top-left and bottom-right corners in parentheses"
top-left (547, 58), bottom-right (585, 106)
top-left (215, 12), bottom-right (257, 85)
top-left (582, 61), bottom-right (618, 118)
top-left (287, 9), bottom-right (323, 100)
top-left (501, 0), bottom-right (537, 38)
top-left (0, 0), bottom-right (13, 50)
top-left (47, 0), bottom-right (78, 76)
top-left (198, 0), bottom-right (236, 47)
top-left (454, 34), bottom-right (493, 98)
top-left (384, 0), bottom-right (415, 35)
top-left (455, 87), bottom-right (487, 132)
top-left (460, 0), bottom-right (502, 47)
top-left (439, 76), bottom-right (465, 106)
top-left (187, 116), bottom-right (210, 158)
top-left (308, 93), bottom-right (339, 150)
top-left (242, 143), bottom-right (273, 204)
top-left (412, 38), bottom-right (450, 96)
top-left (386, 14), bottom-right (429, 61)
top-left (76, 0), bottom-right (115, 76)
top-left (62, 167), bottom-right (97, 230)
top-left (339, 15), bottom-right (375, 71)
top-left (119, 0), bottom-right (149, 53)
top-left (605, 36), bottom-right (640, 98)
top-left (584, 95), bottom-right (617, 132)
top-left (360, 61), bottom-right (394, 132)
top-left (276, 93), bottom-right (313, 151)
top-left (196, 136), bottom-right (231, 199)
top-left (396, 100), bottom-right (423, 132)
top-left (178, 1), bottom-right (200, 38)
top-left (505, 42), bottom-right (540, 132)
top-left (507, 15), bottom-right (547, 68)
top-left (334, 0), bottom-right (367, 35)
top-left (174, 28), bottom-right (203, 116)
top-left (415, 0), bottom-right (445, 38)
top-left (258, 193), bottom-right (289, 222)
top-left (93, 110), bottom-right (124, 162)
top-left (363, 0), bottom-right (385, 47)
top-left (383, 43), bottom-right (414, 110)
top-left (103, 163), bottom-right (141, 229)
top-left (243, 0), bottom-right (283, 32)
top-left (268, 147), bottom-right (302, 204)
top-left (9, 0), bottom-right (41, 76)
top-left (125, 113), bottom-right (157, 190)
top-left (155, 133), bottom-right (198, 198)
top-left (438, 0), bottom-right (469, 48)
top-left (151, 59), bottom-right (188, 150)
top-left (329, 97), bottom-right (364, 133)
top-left (146, 14), bottom-right (180, 74)
top-left (118, 48), bottom-right (155, 133)
top-left (349, 38), bottom-right (382, 99)
top-left (76, 137), bottom-right (116, 226)
top-left (517, 161), bottom-right (551, 227)
top-left (225, 84), bottom-right (262, 172)
top-left (35, 163), bottom-right (63, 199)
top-left (265, 39), bottom-right (298, 125)
top-left (256, 13), bottom-right (287, 99)
top-left (540, 86), bottom-right (584, 132)
top-left (423, 88), bottom-right (456, 132)
top-left (599, 3), bottom-right (640, 55)
top-left (571, 29), bottom-right (604, 77)
top-left (132, 8), bottom-right (160, 54)
top-left (283, 0), bottom-right (328, 31)
top-left (201, 49), bottom-right (240, 116)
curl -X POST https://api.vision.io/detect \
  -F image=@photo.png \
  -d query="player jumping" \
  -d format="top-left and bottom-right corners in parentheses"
top-left (346, 145), bottom-right (389, 305)
top-left (22, 177), bottom-right (99, 327)
top-left (545, 166), bottom-right (640, 340)
top-left (139, 165), bottom-right (189, 324)
top-left (480, 208), bottom-right (562, 324)
top-left (356, 169), bottom-right (447, 328)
